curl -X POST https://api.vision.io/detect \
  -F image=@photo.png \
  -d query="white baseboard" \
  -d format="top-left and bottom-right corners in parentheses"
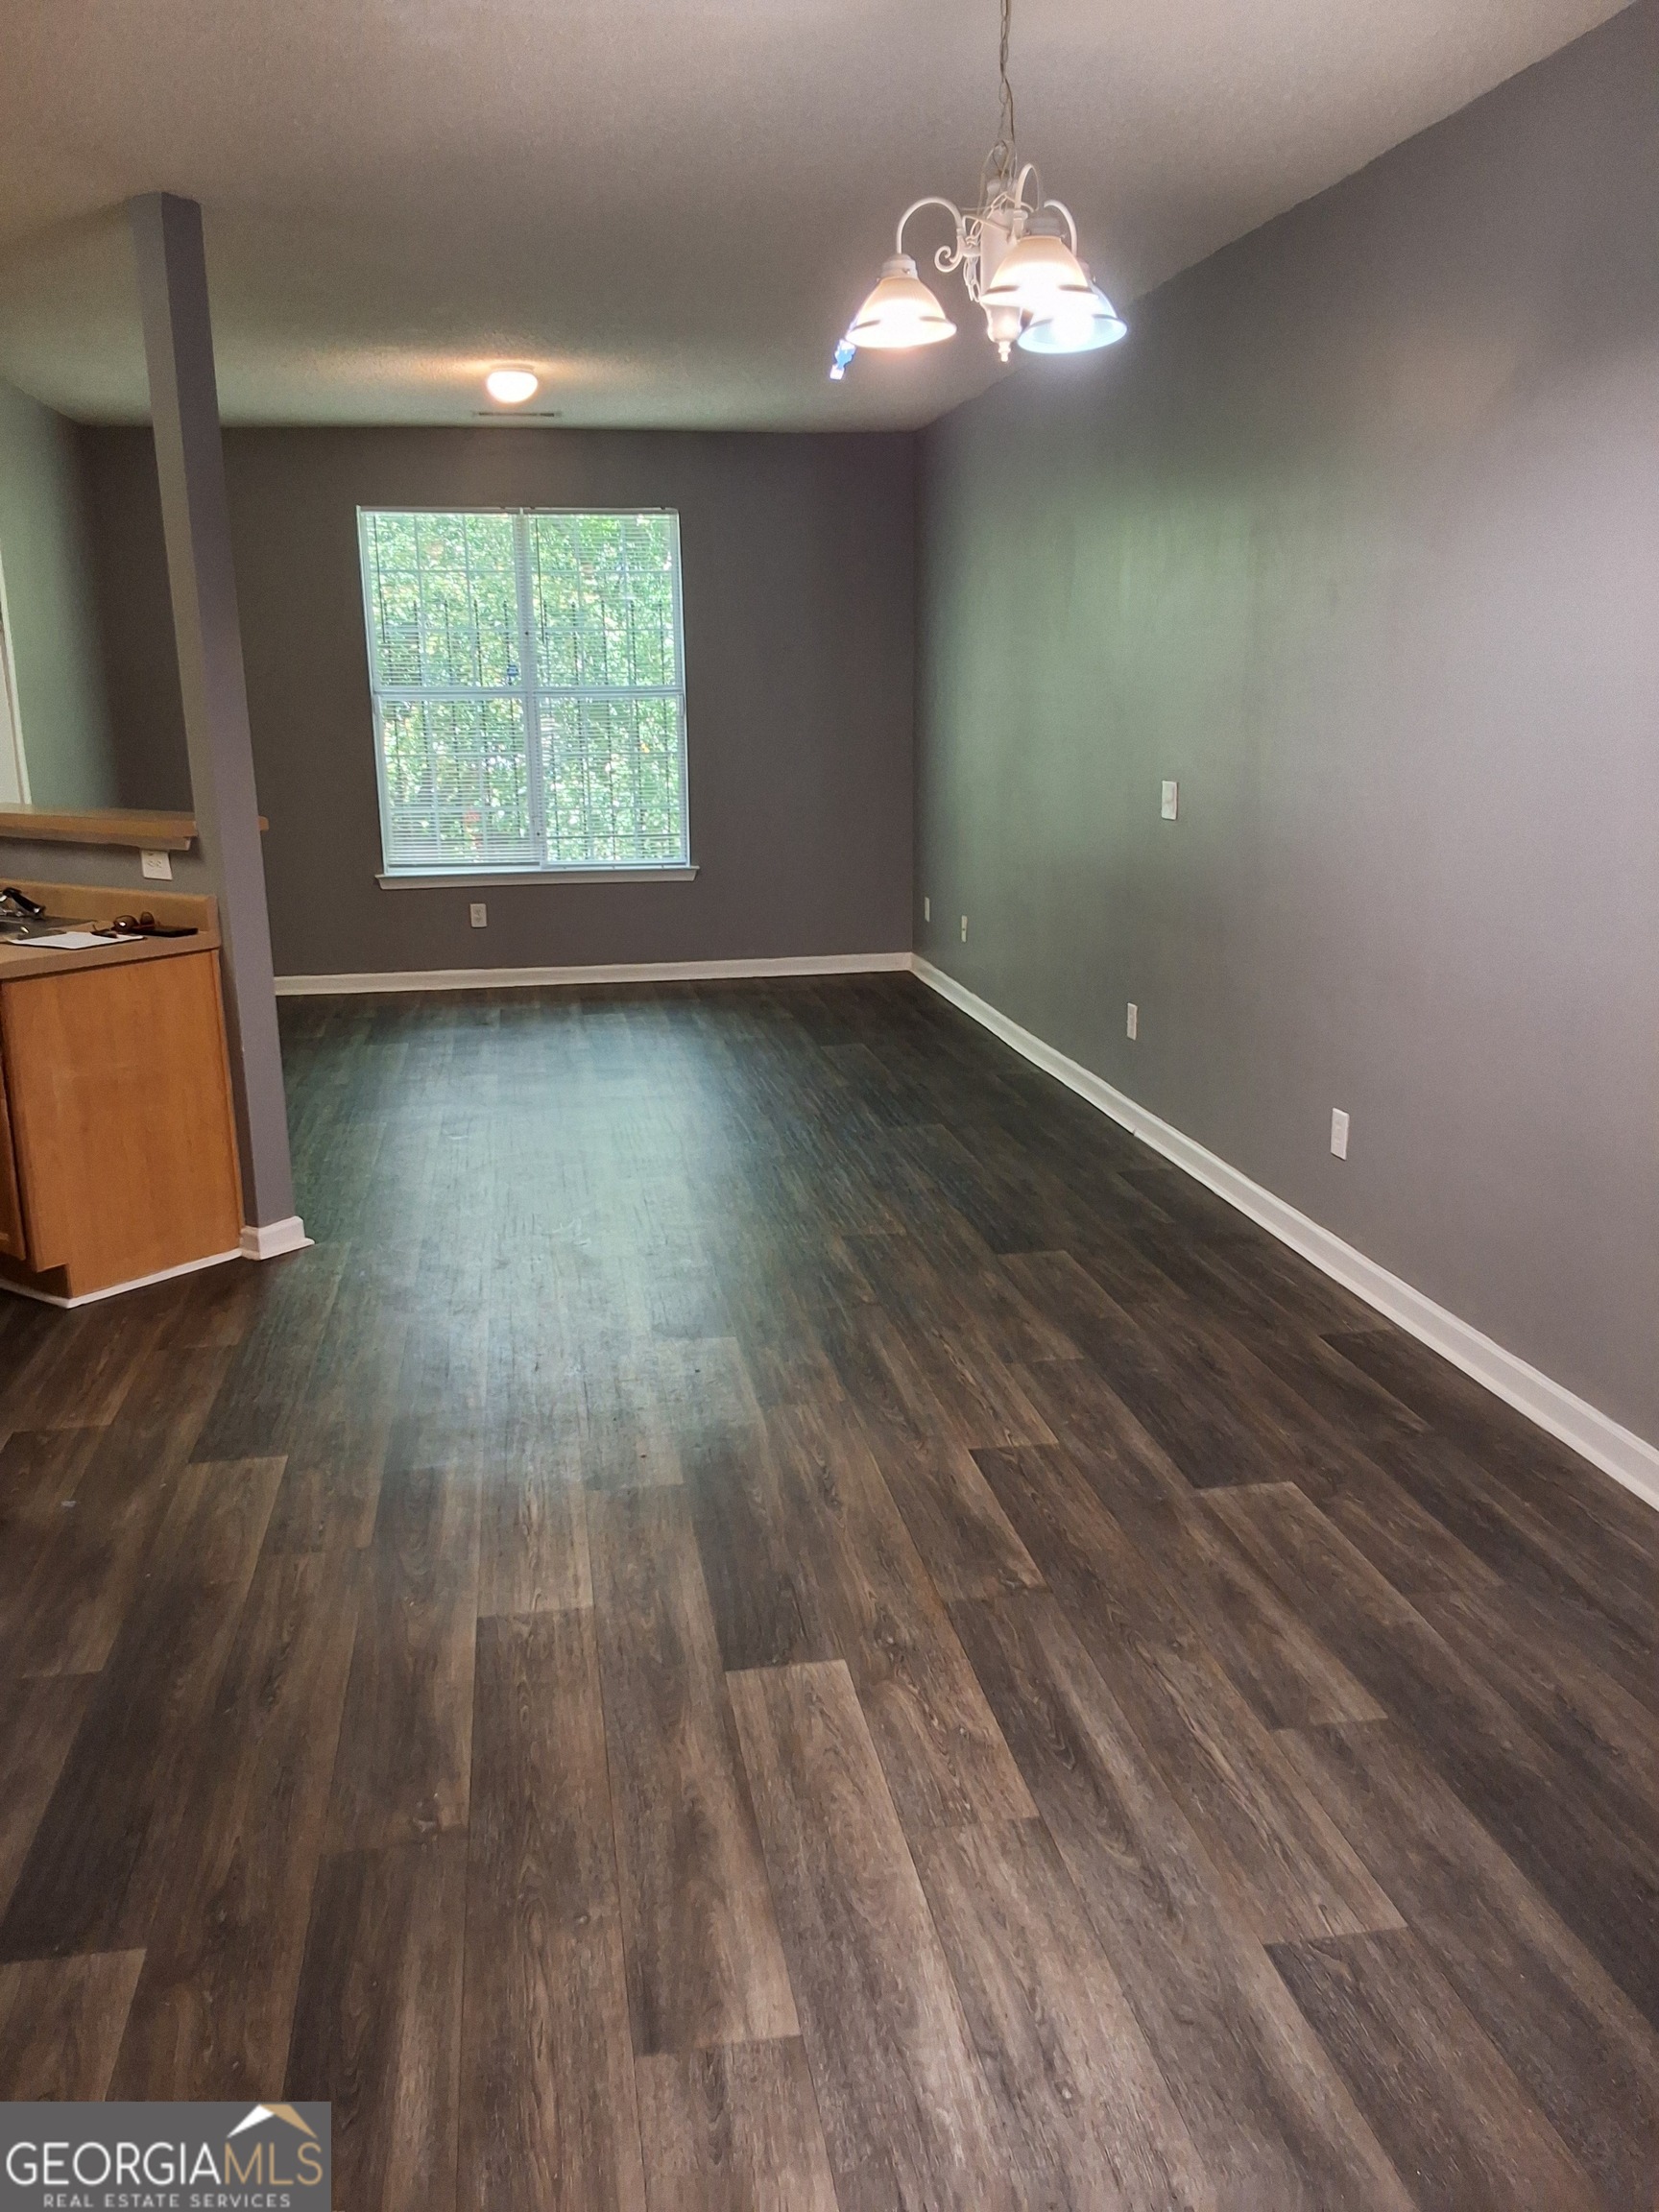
top-left (0, 1246), bottom-right (243, 1310)
top-left (240, 1215), bottom-right (313, 1261)
top-left (274, 950), bottom-right (912, 997)
top-left (912, 956), bottom-right (1659, 1515)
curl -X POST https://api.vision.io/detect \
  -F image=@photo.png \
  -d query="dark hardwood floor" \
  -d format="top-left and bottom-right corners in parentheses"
top-left (1, 974), bottom-right (1656, 2209)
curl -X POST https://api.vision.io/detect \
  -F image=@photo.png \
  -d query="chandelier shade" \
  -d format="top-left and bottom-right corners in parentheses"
top-left (1017, 282), bottom-right (1128, 353)
top-left (977, 228), bottom-right (1093, 315)
top-left (847, 255), bottom-right (958, 349)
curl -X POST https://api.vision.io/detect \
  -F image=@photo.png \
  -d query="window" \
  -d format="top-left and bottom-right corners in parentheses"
top-left (358, 508), bottom-right (688, 876)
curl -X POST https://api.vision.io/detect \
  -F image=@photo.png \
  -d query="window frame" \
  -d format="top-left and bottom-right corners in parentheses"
top-left (357, 504), bottom-right (694, 884)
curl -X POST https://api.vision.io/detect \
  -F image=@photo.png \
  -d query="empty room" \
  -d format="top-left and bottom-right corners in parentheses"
top-left (0, 0), bottom-right (1655, 2203)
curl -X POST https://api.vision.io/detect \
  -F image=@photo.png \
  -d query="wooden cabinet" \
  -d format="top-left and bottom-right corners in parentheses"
top-left (0, 1055), bottom-right (26, 1262)
top-left (0, 946), bottom-right (243, 1301)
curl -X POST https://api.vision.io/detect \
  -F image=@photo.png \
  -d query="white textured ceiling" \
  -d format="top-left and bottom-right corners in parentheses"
top-left (0, 0), bottom-right (1628, 430)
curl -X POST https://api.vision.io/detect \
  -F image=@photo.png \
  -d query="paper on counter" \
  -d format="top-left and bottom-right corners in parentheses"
top-left (17, 931), bottom-right (114, 950)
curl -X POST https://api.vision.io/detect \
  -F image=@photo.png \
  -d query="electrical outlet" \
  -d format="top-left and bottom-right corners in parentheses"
top-left (959, 914), bottom-right (968, 943)
top-left (1126, 1001), bottom-right (1139, 1041)
top-left (469, 902), bottom-right (488, 928)
top-left (924, 896), bottom-right (930, 922)
top-left (1161, 780), bottom-right (1179, 821)
top-left (139, 849), bottom-right (173, 881)
top-left (1331, 1107), bottom-right (1350, 1160)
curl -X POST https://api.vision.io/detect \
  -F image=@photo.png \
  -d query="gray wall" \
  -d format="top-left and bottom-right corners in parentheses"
top-left (0, 379), bottom-right (118, 807)
top-left (916, 0), bottom-right (1659, 1448)
top-left (82, 424), bottom-right (916, 975)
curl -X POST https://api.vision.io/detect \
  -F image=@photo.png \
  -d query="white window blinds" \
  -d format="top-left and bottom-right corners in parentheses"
top-left (358, 508), bottom-right (688, 873)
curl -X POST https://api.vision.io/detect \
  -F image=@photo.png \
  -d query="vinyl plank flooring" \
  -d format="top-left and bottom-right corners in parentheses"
top-left (2, 1347), bottom-right (231, 1677)
top-left (846, 1230), bottom-right (1070, 1441)
top-left (588, 1487), bottom-right (797, 2055)
top-left (836, 1284), bottom-right (1058, 1456)
top-left (910, 1817), bottom-right (1213, 2211)
top-left (728, 1660), bottom-right (1011, 2212)
top-left (853, 1416), bottom-right (1044, 1604)
top-left (285, 1838), bottom-right (468, 2212)
top-left (0, 1456), bottom-right (284, 1961)
top-left (476, 1450), bottom-right (592, 1620)
top-left (877, 1202), bottom-right (1082, 1368)
top-left (459, 1611), bottom-right (646, 2212)
top-left (1122, 1228), bottom-right (1429, 1455)
top-left (680, 1419), bottom-right (834, 1672)
top-left (190, 1245), bottom-right (349, 1464)
top-left (0, 1673), bottom-right (93, 1921)
top-left (771, 1399), bottom-right (1037, 1833)
top-left (1015, 1354), bottom-right (1384, 1729)
top-left (0, 1951), bottom-right (145, 2099)
top-left (635, 2040), bottom-right (840, 2212)
top-left (110, 1545), bottom-right (361, 2099)
top-left (1412, 1569), bottom-right (1659, 1841)
top-left (973, 1444), bottom-right (1398, 1942)
top-left (579, 1337), bottom-right (761, 1491)
top-left (262, 1255), bottom-right (413, 1552)
top-left (1327, 1326), bottom-right (1659, 1589)
top-left (1004, 1251), bottom-right (1336, 1493)
top-left (0, 1424), bottom-right (102, 1552)
top-left (325, 1460), bottom-right (481, 1852)
top-left (1361, 1418), bottom-right (1657, 1662)
top-left (0, 1291), bottom-right (174, 1433)
top-left (1280, 1718), bottom-right (1659, 2212)
top-left (1208, 1479), bottom-right (1659, 2029)
top-left (950, 1593), bottom-right (1414, 2211)
top-left (1269, 1928), bottom-right (1600, 2212)
top-left (706, 1220), bottom-right (850, 1410)
top-left (3, 978), bottom-right (1653, 2212)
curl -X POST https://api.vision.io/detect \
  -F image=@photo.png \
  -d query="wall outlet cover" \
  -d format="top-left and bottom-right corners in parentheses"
top-left (469, 902), bottom-right (488, 928)
top-left (139, 849), bottom-right (173, 881)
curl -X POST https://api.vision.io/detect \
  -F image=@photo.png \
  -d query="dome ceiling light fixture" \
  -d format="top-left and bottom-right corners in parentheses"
top-left (830, 0), bottom-right (1126, 380)
top-left (485, 367), bottom-right (541, 405)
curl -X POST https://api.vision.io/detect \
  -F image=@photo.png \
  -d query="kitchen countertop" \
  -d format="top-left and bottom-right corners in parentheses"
top-left (0, 878), bottom-right (222, 982)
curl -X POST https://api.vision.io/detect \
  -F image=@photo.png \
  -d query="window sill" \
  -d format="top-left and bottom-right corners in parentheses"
top-left (376, 865), bottom-right (699, 889)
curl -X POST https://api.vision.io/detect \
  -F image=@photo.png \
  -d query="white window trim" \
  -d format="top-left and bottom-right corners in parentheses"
top-left (0, 542), bottom-right (32, 805)
top-left (376, 864), bottom-right (699, 888)
top-left (358, 505), bottom-right (690, 880)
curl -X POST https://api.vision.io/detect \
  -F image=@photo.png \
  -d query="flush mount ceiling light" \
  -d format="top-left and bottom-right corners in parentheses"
top-left (484, 367), bottom-right (540, 404)
top-left (830, 0), bottom-right (1126, 379)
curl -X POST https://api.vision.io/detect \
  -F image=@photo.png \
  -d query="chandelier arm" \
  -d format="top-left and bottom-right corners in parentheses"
top-left (1041, 197), bottom-right (1080, 252)
top-left (896, 196), bottom-right (969, 265)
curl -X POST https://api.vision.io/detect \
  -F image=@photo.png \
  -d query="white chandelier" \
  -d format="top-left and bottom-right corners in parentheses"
top-left (831, 0), bottom-right (1126, 379)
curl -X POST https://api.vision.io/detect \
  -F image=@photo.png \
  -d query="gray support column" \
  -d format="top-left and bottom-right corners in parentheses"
top-left (129, 193), bottom-right (305, 1254)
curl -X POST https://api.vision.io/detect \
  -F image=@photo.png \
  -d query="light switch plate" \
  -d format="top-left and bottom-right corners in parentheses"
top-left (1126, 1001), bottom-right (1139, 1040)
top-left (1331, 1107), bottom-right (1350, 1159)
top-left (469, 902), bottom-right (488, 928)
top-left (959, 914), bottom-right (968, 942)
top-left (924, 896), bottom-right (930, 921)
top-left (139, 849), bottom-right (173, 881)
top-left (1161, 781), bottom-right (1179, 821)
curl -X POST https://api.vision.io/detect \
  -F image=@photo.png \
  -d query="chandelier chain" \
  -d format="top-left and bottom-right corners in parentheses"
top-left (989, 0), bottom-right (1018, 185)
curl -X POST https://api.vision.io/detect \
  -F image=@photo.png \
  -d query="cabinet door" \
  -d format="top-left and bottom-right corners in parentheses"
top-left (0, 1047), bottom-right (28, 1262)
top-left (0, 952), bottom-right (242, 1292)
